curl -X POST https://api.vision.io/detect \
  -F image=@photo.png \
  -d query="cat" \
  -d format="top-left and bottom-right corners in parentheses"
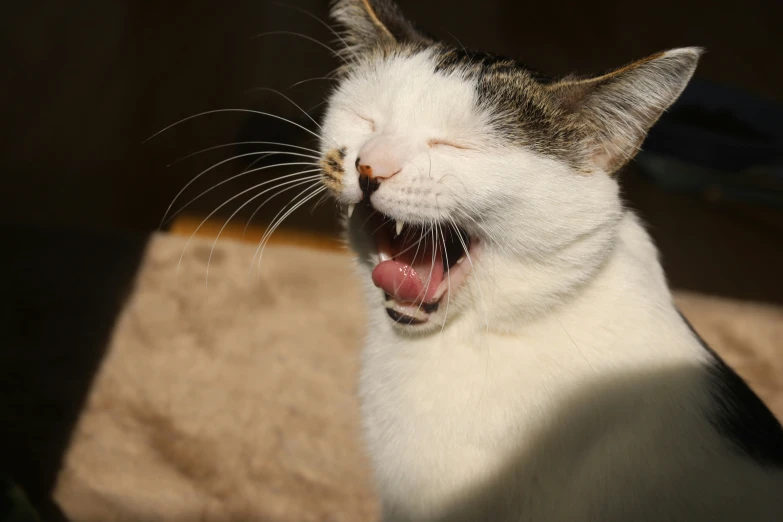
top-left (317, 1), bottom-right (783, 520)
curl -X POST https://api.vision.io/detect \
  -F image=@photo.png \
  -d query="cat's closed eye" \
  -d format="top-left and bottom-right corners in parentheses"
top-left (427, 138), bottom-right (472, 150)
top-left (353, 113), bottom-right (375, 132)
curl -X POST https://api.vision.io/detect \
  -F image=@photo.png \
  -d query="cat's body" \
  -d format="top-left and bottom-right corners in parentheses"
top-left (318, 1), bottom-right (783, 520)
top-left (359, 212), bottom-right (783, 521)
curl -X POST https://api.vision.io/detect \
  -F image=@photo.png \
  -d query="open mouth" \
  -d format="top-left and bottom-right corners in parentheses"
top-left (355, 208), bottom-right (474, 326)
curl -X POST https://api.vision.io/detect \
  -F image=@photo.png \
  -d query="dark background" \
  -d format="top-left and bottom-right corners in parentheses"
top-left (1, 0), bottom-right (781, 300)
top-left (0, 2), bottom-right (781, 517)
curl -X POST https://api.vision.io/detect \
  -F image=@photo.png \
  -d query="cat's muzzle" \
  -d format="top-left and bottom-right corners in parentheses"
top-left (348, 204), bottom-right (474, 326)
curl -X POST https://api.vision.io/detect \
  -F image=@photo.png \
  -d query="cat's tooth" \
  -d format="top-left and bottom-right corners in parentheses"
top-left (347, 204), bottom-right (355, 218)
top-left (395, 221), bottom-right (404, 236)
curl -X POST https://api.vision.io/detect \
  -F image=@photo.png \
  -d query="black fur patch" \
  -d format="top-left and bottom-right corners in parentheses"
top-left (358, 169), bottom-right (380, 199)
top-left (386, 308), bottom-right (425, 325)
top-left (679, 310), bottom-right (783, 468)
top-left (434, 48), bottom-right (552, 84)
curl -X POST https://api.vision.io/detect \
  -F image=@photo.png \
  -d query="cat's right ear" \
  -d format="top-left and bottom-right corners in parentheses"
top-left (330, 0), bottom-right (431, 56)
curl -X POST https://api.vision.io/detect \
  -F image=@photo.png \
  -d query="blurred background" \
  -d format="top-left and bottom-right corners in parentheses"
top-left (1, 0), bottom-right (782, 299)
top-left (1, 1), bottom-right (781, 520)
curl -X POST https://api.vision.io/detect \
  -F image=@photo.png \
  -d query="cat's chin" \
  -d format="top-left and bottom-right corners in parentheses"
top-left (347, 203), bottom-right (477, 329)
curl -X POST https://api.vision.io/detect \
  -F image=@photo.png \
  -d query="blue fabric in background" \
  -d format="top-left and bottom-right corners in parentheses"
top-left (637, 80), bottom-right (783, 209)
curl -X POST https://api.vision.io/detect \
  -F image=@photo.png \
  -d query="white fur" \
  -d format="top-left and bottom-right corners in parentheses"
top-left (320, 50), bottom-right (783, 521)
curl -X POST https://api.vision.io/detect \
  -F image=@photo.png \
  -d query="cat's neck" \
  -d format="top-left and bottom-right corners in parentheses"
top-left (360, 211), bottom-right (710, 474)
top-left (520, 211), bottom-right (707, 371)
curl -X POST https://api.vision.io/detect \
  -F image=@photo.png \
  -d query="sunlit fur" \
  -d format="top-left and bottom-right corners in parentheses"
top-left (318, 1), bottom-right (783, 521)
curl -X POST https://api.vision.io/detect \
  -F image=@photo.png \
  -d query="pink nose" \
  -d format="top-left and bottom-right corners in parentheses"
top-left (356, 137), bottom-right (404, 180)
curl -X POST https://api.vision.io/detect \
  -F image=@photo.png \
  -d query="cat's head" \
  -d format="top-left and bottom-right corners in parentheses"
top-left (319, 0), bottom-right (700, 333)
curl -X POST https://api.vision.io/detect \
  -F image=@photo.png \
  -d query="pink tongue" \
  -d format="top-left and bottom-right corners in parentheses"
top-left (372, 247), bottom-right (444, 304)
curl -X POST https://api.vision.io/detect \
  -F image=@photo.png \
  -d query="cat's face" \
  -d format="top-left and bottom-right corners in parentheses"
top-left (320, 0), bottom-right (699, 333)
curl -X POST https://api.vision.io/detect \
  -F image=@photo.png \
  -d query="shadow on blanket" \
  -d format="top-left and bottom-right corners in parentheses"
top-left (0, 224), bottom-right (149, 521)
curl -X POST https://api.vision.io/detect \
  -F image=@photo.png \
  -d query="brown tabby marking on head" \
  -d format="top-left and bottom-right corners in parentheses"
top-left (331, 0), bottom-right (432, 66)
top-left (434, 48), bottom-right (587, 170)
top-left (321, 147), bottom-right (347, 193)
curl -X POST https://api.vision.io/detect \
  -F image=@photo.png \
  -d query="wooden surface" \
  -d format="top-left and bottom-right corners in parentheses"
top-left (170, 215), bottom-right (344, 252)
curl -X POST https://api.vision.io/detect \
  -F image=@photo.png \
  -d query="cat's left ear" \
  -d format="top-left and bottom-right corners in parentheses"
top-left (549, 47), bottom-right (702, 174)
top-left (330, 0), bottom-right (431, 56)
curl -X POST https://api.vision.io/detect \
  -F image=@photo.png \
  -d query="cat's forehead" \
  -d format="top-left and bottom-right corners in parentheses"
top-left (334, 49), bottom-right (486, 127)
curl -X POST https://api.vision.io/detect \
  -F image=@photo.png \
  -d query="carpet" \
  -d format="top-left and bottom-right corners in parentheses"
top-left (51, 233), bottom-right (783, 521)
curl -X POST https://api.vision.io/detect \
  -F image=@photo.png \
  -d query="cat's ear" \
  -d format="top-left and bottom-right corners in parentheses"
top-left (330, 0), bottom-right (431, 56)
top-left (549, 47), bottom-right (702, 174)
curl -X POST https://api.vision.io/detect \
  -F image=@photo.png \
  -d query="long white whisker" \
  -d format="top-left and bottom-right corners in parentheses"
top-left (162, 159), bottom-right (318, 227)
top-left (241, 171), bottom-right (322, 236)
top-left (205, 175), bottom-right (321, 286)
top-left (390, 223), bottom-right (433, 315)
top-left (239, 153), bottom-right (274, 176)
top-left (286, 76), bottom-right (337, 90)
top-left (557, 318), bottom-right (597, 373)
top-left (251, 31), bottom-right (344, 62)
top-left (269, 2), bottom-right (359, 63)
top-left (305, 99), bottom-right (328, 117)
top-left (144, 108), bottom-right (325, 145)
top-left (448, 216), bottom-right (488, 335)
top-left (252, 187), bottom-right (327, 276)
top-left (250, 183), bottom-right (324, 273)
top-left (412, 224), bottom-right (439, 319)
top-left (448, 216), bottom-right (490, 414)
top-left (369, 216), bottom-right (394, 237)
top-left (443, 28), bottom-right (469, 54)
top-left (360, 209), bottom-right (379, 229)
top-left (391, 228), bottom-right (430, 259)
top-left (245, 87), bottom-right (338, 147)
top-left (453, 207), bottom-right (512, 257)
top-left (309, 190), bottom-right (331, 214)
top-left (389, 223), bottom-right (423, 299)
top-left (176, 173), bottom-right (319, 275)
top-left (168, 141), bottom-right (320, 166)
top-left (439, 222), bottom-right (451, 334)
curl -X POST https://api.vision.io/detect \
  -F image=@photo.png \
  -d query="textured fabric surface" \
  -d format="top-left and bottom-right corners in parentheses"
top-left (52, 233), bottom-right (782, 521)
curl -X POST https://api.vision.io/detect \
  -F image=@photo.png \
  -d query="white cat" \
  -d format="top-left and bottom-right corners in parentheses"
top-left (318, 1), bottom-right (783, 520)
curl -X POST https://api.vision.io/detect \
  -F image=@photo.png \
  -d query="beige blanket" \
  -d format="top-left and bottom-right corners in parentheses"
top-left (54, 233), bottom-right (783, 522)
